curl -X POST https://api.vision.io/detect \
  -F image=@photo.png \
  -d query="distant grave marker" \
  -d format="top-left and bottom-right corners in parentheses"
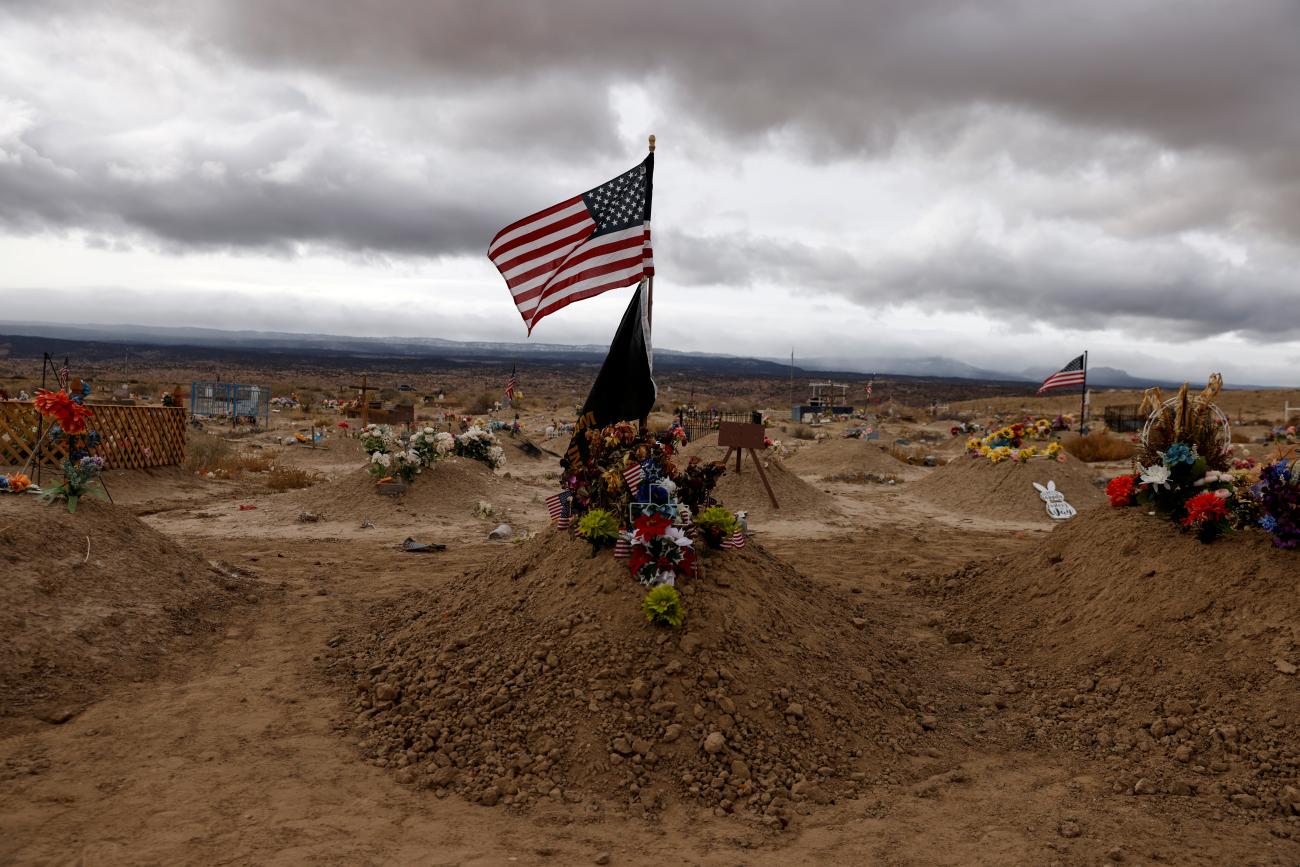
top-left (718, 421), bottom-right (779, 509)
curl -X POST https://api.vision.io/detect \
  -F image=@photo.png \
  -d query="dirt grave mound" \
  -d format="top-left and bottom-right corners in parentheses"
top-left (0, 498), bottom-right (260, 725)
top-left (784, 437), bottom-right (927, 482)
top-left (678, 431), bottom-right (725, 460)
top-left (333, 531), bottom-right (929, 822)
top-left (911, 453), bottom-right (1105, 523)
top-left (712, 457), bottom-right (839, 519)
top-left (290, 458), bottom-right (504, 520)
top-left (935, 509), bottom-right (1300, 812)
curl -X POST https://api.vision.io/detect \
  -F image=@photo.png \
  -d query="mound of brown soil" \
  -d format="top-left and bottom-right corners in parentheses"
top-left (678, 431), bottom-right (724, 460)
top-left (911, 454), bottom-right (1105, 523)
top-left (332, 532), bottom-right (928, 821)
top-left (291, 458), bottom-right (505, 520)
top-left (936, 509), bottom-right (1300, 811)
top-left (784, 437), bottom-right (926, 482)
top-left (712, 457), bottom-right (839, 520)
top-left (0, 498), bottom-right (260, 726)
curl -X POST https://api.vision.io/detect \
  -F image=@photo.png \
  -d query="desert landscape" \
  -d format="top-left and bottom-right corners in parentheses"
top-left (5, 3), bottom-right (1300, 864)
top-left (2, 351), bottom-right (1298, 867)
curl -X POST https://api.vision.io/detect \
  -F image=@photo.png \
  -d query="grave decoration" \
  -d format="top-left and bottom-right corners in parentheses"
top-left (546, 421), bottom-right (747, 626)
top-left (1104, 376), bottom-right (1250, 544)
top-left (31, 388), bottom-right (107, 513)
top-left (0, 472), bottom-right (35, 494)
top-left (1032, 481), bottom-right (1077, 520)
top-left (966, 420), bottom-right (1063, 463)
top-left (360, 423), bottom-right (504, 486)
top-left (1251, 459), bottom-right (1299, 549)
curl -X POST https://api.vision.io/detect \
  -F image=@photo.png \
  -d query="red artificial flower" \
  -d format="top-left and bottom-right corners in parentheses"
top-left (1106, 474), bottom-right (1138, 507)
top-left (33, 388), bottom-right (93, 434)
top-left (634, 513), bottom-right (672, 539)
top-left (1182, 491), bottom-right (1228, 527)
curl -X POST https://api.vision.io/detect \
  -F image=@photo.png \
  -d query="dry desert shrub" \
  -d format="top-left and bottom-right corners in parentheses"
top-left (266, 465), bottom-right (316, 491)
top-left (791, 424), bottom-right (817, 440)
top-left (185, 433), bottom-right (280, 477)
top-left (463, 390), bottom-right (498, 414)
top-left (1060, 431), bottom-right (1136, 462)
top-left (185, 431), bottom-right (233, 473)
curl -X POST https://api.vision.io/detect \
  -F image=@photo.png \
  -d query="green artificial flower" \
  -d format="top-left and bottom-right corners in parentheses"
top-left (642, 584), bottom-right (685, 628)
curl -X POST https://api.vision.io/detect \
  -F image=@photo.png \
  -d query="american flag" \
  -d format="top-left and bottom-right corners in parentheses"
top-left (488, 155), bottom-right (654, 334)
top-left (622, 461), bottom-right (645, 491)
top-left (613, 536), bottom-right (632, 559)
top-left (504, 366), bottom-right (518, 401)
top-left (721, 531), bottom-right (747, 549)
top-left (1037, 354), bottom-right (1087, 394)
top-left (545, 491), bottom-right (571, 529)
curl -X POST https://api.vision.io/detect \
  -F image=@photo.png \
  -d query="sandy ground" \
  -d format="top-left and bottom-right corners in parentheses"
top-left (2, 420), bottom-right (1296, 866)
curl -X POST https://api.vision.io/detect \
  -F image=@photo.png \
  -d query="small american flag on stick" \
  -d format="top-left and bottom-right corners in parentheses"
top-left (622, 462), bottom-right (645, 491)
top-left (488, 154), bottom-right (654, 334)
top-left (721, 531), bottom-right (747, 550)
top-left (1037, 354), bottom-right (1087, 394)
top-left (545, 491), bottom-right (571, 529)
top-left (613, 537), bottom-right (631, 559)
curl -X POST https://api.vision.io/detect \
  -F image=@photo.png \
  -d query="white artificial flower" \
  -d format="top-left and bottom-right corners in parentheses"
top-left (1139, 463), bottom-right (1171, 489)
top-left (664, 526), bottom-right (693, 547)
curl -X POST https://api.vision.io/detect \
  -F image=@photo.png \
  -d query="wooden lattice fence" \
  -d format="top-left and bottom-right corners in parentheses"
top-left (0, 402), bottom-right (187, 470)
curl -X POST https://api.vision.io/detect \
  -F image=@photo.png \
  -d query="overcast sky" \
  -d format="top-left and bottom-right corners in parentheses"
top-left (1, 0), bottom-right (1298, 383)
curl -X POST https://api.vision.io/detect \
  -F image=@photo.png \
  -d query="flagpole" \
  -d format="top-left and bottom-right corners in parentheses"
top-left (646, 133), bottom-right (655, 335)
top-left (638, 133), bottom-right (656, 433)
top-left (1078, 350), bottom-right (1088, 435)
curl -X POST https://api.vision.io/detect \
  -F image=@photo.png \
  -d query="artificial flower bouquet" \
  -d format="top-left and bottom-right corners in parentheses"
top-left (561, 422), bottom-right (722, 527)
top-left (1252, 459), bottom-right (1299, 549)
top-left (626, 509), bottom-right (698, 588)
top-left (362, 423), bottom-right (502, 484)
top-left (693, 505), bottom-right (742, 549)
top-left (0, 472), bottom-right (36, 495)
top-left (40, 455), bottom-right (107, 513)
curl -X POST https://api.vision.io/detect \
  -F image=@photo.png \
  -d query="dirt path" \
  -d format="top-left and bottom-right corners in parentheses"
top-left (2, 469), bottom-right (1295, 865)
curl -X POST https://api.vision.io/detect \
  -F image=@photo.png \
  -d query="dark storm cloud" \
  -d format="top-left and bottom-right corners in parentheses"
top-left (2, 0), bottom-right (1299, 345)
top-left (669, 228), bottom-right (1300, 342)
top-left (196, 1), bottom-right (1300, 161)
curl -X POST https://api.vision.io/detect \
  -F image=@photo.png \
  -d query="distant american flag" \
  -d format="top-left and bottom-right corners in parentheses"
top-left (488, 155), bottom-right (654, 334)
top-left (504, 366), bottom-right (517, 401)
top-left (1038, 354), bottom-right (1087, 394)
top-left (721, 531), bottom-right (747, 550)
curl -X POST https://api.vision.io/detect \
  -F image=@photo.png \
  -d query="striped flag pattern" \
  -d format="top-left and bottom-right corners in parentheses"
top-left (721, 531), bottom-right (747, 549)
top-left (488, 155), bottom-right (653, 334)
top-left (613, 537), bottom-right (632, 559)
top-left (622, 462), bottom-right (645, 491)
top-left (545, 491), bottom-right (571, 529)
top-left (504, 366), bottom-right (518, 401)
top-left (1037, 354), bottom-right (1086, 394)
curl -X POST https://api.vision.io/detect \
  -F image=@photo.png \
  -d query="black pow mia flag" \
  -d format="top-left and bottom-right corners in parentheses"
top-left (562, 281), bottom-right (656, 471)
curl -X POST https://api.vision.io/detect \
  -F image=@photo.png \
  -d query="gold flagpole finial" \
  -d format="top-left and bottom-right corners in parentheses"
top-left (648, 134), bottom-right (656, 152)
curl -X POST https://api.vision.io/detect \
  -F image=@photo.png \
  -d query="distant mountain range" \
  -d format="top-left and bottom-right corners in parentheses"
top-left (0, 320), bottom-right (1227, 390)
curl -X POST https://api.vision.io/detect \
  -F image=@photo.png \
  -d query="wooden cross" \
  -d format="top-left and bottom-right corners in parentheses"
top-left (345, 375), bottom-right (377, 427)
